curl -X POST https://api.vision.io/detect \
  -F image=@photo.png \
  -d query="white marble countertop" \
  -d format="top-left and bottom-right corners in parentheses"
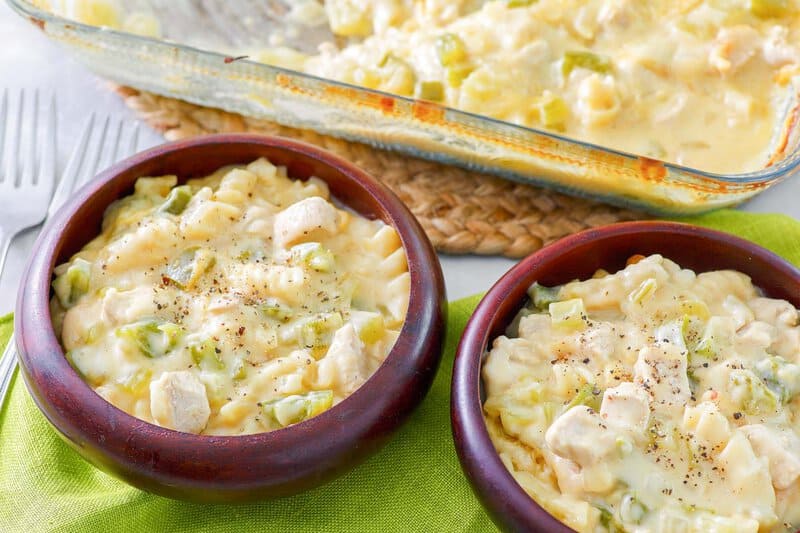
top-left (1, 1), bottom-right (798, 313)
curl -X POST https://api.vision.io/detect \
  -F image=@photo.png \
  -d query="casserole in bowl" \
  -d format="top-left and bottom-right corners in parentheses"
top-left (452, 221), bottom-right (800, 531)
top-left (16, 134), bottom-right (446, 501)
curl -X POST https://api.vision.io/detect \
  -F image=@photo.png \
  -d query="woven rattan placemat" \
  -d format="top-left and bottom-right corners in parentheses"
top-left (115, 86), bottom-right (644, 258)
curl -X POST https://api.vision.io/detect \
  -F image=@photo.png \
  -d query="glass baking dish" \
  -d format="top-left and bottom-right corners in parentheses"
top-left (9, 0), bottom-right (800, 214)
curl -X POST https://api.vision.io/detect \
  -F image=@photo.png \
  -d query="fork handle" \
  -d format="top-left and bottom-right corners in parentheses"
top-left (0, 333), bottom-right (16, 409)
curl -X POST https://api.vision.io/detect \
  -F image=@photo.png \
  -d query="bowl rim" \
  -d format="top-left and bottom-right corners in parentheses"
top-left (15, 133), bottom-right (446, 496)
top-left (451, 220), bottom-right (800, 532)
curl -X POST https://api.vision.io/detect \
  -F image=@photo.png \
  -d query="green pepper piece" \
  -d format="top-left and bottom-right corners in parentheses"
top-left (261, 298), bottom-right (293, 322)
top-left (549, 298), bottom-right (587, 330)
top-left (527, 282), bottom-right (560, 310)
top-left (53, 258), bottom-right (92, 308)
top-left (261, 390), bottom-right (334, 427)
top-left (562, 51), bottom-right (613, 77)
top-left (750, 0), bottom-right (790, 18)
top-left (163, 247), bottom-right (215, 289)
top-left (116, 318), bottom-right (182, 358)
top-left (159, 185), bottom-right (193, 215)
top-left (435, 33), bottom-right (468, 66)
top-left (300, 312), bottom-right (344, 350)
top-left (755, 356), bottom-right (800, 403)
top-left (416, 80), bottom-right (445, 101)
top-left (189, 338), bottom-right (224, 370)
top-left (566, 383), bottom-right (603, 411)
top-left (291, 242), bottom-right (335, 273)
top-left (538, 94), bottom-right (569, 130)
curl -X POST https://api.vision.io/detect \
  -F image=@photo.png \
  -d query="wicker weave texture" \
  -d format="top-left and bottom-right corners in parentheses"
top-left (117, 86), bottom-right (643, 258)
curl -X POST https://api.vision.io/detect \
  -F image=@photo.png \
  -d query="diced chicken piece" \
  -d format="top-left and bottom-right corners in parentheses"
top-left (723, 295), bottom-right (755, 330)
top-left (545, 406), bottom-right (617, 468)
top-left (633, 345), bottom-right (691, 407)
top-left (763, 26), bottom-right (800, 67)
top-left (600, 382), bottom-right (650, 434)
top-left (735, 321), bottom-right (776, 358)
top-left (683, 401), bottom-right (731, 451)
top-left (317, 323), bottom-right (367, 395)
top-left (517, 313), bottom-right (551, 339)
top-left (741, 424), bottom-right (800, 490)
top-left (149, 371), bottom-right (211, 434)
top-left (273, 196), bottom-right (339, 247)
top-left (547, 453), bottom-right (585, 496)
top-left (716, 432), bottom-right (776, 519)
top-left (751, 297), bottom-right (799, 328)
top-left (709, 25), bottom-right (761, 75)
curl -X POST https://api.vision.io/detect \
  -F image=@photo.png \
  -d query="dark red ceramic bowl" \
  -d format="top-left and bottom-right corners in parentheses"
top-left (451, 221), bottom-right (800, 532)
top-left (16, 134), bottom-right (446, 502)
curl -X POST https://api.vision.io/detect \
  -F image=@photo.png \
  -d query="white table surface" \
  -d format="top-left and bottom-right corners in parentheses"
top-left (1, 1), bottom-right (798, 314)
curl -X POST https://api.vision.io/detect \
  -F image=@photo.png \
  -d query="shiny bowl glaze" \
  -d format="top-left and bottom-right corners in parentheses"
top-left (451, 221), bottom-right (800, 532)
top-left (16, 134), bottom-right (447, 502)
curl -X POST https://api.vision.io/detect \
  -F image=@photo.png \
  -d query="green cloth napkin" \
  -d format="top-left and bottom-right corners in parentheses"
top-left (1, 211), bottom-right (799, 532)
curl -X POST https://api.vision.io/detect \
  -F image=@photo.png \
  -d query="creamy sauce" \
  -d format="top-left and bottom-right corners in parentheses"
top-left (51, 158), bottom-right (409, 435)
top-left (483, 255), bottom-right (800, 532)
top-left (50, 0), bottom-right (800, 173)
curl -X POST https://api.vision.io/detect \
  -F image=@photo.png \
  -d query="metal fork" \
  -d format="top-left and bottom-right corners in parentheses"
top-left (0, 114), bottom-right (141, 407)
top-left (0, 89), bottom-right (57, 277)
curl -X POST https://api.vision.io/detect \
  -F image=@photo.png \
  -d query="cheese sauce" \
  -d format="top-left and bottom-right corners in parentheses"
top-left (483, 255), bottom-right (800, 532)
top-left (51, 158), bottom-right (409, 435)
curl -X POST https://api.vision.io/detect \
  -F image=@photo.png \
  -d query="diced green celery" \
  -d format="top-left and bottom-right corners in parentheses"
top-left (693, 317), bottom-right (732, 359)
top-left (121, 368), bottom-right (153, 395)
top-left (53, 258), bottom-right (92, 308)
top-left (261, 298), bottom-right (293, 322)
top-left (416, 80), bottom-right (444, 101)
top-left (300, 312), bottom-right (344, 349)
top-left (537, 94), bottom-right (569, 130)
top-left (755, 356), bottom-right (800, 403)
top-left (231, 358), bottom-right (247, 380)
top-left (506, 0), bottom-right (537, 6)
top-left (262, 390), bottom-right (334, 427)
top-left (629, 277), bottom-right (658, 304)
top-left (561, 51), bottom-right (613, 77)
top-left (445, 64), bottom-right (475, 87)
top-left (158, 185), bottom-right (193, 215)
top-left (549, 298), bottom-right (586, 329)
top-left (595, 505), bottom-right (625, 533)
top-left (189, 339), bottom-right (224, 370)
top-left (291, 242), bottom-right (335, 273)
top-left (679, 300), bottom-right (711, 320)
top-left (350, 310), bottom-right (385, 345)
top-left (528, 282), bottom-right (560, 310)
top-left (729, 369), bottom-right (779, 414)
top-left (619, 493), bottom-right (648, 524)
top-left (163, 247), bottom-right (215, 289)
top-left (750, 0), bottom-right (790, 18)
top-left (435, 33), bottom-right (468, 66)
top-left (566, 383), bottom-right (602, 411)
top-left (116, 318), bottom-right (182, 358)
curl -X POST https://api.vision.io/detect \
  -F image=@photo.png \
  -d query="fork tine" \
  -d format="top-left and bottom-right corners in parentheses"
top-left (117, 121), bottom-right (140, 162)
top-left (21, 89), bottom-right (39, 186)
top-left (6, 89), bottom-right (24, 186)
top-left (98, 118), bottom-right (123, 172)
top-left (0, 89), bottom-right (7, 174)
top-left (47, 113), bottom-right (95, 219)
top-left (76, 115), bottom-right (110, 187)
top-left (41, 92), bottom-right (57, 192)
